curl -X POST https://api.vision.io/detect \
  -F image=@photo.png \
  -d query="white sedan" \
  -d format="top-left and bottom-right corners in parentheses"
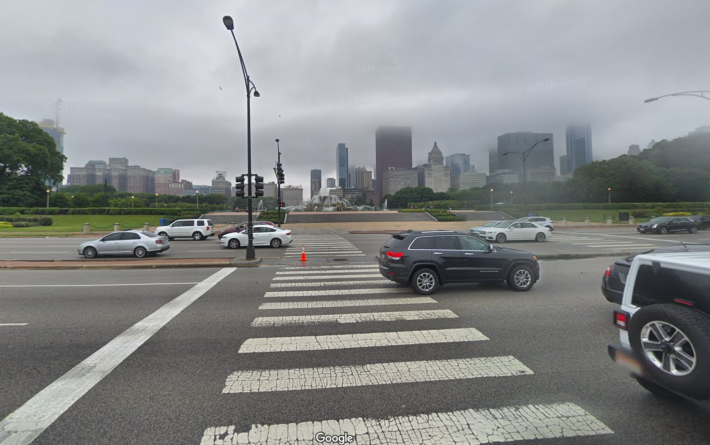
top-left (221, 225), bottom-right (293, 249)
top-left (478, 221), bottom-right (551, 243)
top-left (469, 221), bottom-right (505, 236)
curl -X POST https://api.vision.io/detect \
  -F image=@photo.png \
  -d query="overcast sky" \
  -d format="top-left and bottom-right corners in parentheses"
top-left (2, 0), bottom-right (709, 198)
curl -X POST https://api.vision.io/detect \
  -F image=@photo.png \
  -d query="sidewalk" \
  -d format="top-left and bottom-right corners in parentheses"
top-left (0, 258), bottom-right (232, 270)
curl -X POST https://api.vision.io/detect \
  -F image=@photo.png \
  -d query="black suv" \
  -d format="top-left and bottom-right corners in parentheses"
top-left (378, 230), bottom-right (540, 295)
top-left (637, 216), bottom-right (699, 234)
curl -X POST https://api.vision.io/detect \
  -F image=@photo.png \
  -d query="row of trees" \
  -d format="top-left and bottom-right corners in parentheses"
top-left (44, 189), bottom-right (229, 209)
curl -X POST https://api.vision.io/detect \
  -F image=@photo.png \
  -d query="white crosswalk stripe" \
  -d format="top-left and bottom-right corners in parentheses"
top-left (238, 328), bottom-right (489, 353)
top-left (281, 264), bottom-right (377, 270)
top-left (265, 288), bottom-right (408, 297)
top-left (273, 274), bottom-right (383, 281)
top-left (251, 309), bottom-right (459, 327)
top-left (270, 280), bottom-right (395, 288)
top-left (258, 297), bottom-right (436, 310)
top-left (201, 403), bottom-right (613, 444)
top-left (277, 268), bottom-right (378, 275)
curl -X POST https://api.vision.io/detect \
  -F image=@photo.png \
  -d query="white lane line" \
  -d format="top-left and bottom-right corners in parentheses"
top-left (252, 309), bottom-right (458, 327)
top-left (283, 254), bottom-right (367, 257)
top-left (0, 323), bottom-right (28, 327)
top-left (238, 327), bottom-right (489, 353)
top-left (0, 283), bottom-right (199, 288)
top-left (223, 356), bottom-right (533, 393)
top-left (565, 231), bottom-right (690, 244)
top-left (270, 280), bottom-right (395, 288)
top-left (570, 243), bottom-right (652, 246)
top-left (284, 250), bottom-right (363, 254)
top-left (273, 274), bottom-right (382, 281)
top-left (201, 402), bottom-right (613, 444)
top-left (259, 297), bottom-right (436, 310)
top-left (265, 288), bottom-right (409, 297)
top-left (0, 268), bottom-right (235, 445)
top-left (281, 264), bottom-right (377, 270)
top-left (285, 247), bottom-right (361, 250)
top-left (277, 269), bottom-right (378, 275)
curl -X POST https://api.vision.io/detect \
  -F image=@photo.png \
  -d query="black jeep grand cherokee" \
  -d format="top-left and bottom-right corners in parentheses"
top-left (378, 230), bottom-right (540, 295)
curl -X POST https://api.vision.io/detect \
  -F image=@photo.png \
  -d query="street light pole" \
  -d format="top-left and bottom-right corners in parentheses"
top-left (196, 190), bottom-right (199, 209)
top-left (503, 137), bottom-right (550, 215)
top-left (155, 193), bottom-right (158, 209)
top-left (510, 190), bottom-right (514, 204)
top-left (490, 188), bottom-right (493, 211)
top-left (131, 195), bottom-right (134, 209)
top-left (224, 15), bottom-right (260, 260)
top-left (608, 187), bottom-right (612, 204)
top-left (46, 189), bottom-right (50, 208)
top-left (276, 139), bottom-right (281, 228)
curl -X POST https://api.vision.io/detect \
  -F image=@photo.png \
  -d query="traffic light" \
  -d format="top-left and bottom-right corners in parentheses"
top-left (279, 201), bottom-right (285, 207)
top-left (235, 175), bottom-right (245, 198)
top-left (276, 163), bottom-right (285, 184)
top-left (254, 175), bottom-right (264, 197)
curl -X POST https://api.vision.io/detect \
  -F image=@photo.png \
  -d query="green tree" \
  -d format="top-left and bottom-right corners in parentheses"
top-left (49, 193), bottom-right (71, 208)
top-left (0, 113), bottom-right (66, 206)
top-left (60, 184), bottom-right (116, 196)
top-left (90, 193), bottom-right (111, 207)
top-left (72, 193), bottom-right (91, 208)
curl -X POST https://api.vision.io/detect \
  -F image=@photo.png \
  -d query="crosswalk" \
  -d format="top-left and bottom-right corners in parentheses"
top-left (548, 233), bottom-right (656, 251)
top-left (200, 264), bottom-right (613, 444)
top-left (284, 235), bottom-right (367, 257)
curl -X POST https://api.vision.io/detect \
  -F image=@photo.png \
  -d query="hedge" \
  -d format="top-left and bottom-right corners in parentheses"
top-left (0, 207), bottom-right (183, 216)
top-left (258, 210), bottom-right (289, 224)
top-left (427, 209), bottom-right (466, 222)
top-left (10, 221), bottom-right (40, 228)
top-left (398, 208), bottom-right (426, 213)
top-left (0, 216), bottom-right (54, 226)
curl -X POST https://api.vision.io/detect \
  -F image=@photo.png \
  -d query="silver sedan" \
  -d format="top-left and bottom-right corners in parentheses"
top-left (78, 230), bottom-right (170, 259)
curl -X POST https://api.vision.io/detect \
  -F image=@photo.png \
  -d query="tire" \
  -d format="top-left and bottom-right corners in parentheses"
top-left (658, 226), bottom-right (668, 235)
top-left (689, 226), bottom-right (699, 234)
top-left (83, 247), bottom-right (97, 259)
top-left (634, 376), bottom-right (682, 401)
top-left (628, 304), bottom-right (710, 398)
top-left (535, 232), bottom-right (546, 242)
top-left (158, 232), bottom-right (169, 238)
top-left (507, 264), bottom-right (535, 292)
top-left (270, 238), bottom-right (282, 248)
top-left (496, 233), bottom-right (507, 243)
top-left (134, 246), bottom-right (147, 258)
top-left (192, 231), bottom-right (204, 241)
top-left (228, 238), bottom-right (240, 249)
top-left (411, 268), bottom-right (439, 295)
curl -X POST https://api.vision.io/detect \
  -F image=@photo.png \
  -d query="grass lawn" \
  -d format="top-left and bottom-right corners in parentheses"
top-left (532, 209), bottom-right (651, 223)
top-left (0, 215), bottom-right (163, 233)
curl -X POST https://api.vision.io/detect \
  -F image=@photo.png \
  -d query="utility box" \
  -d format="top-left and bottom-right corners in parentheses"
top-left (619, 212), bottom-right (630, 222)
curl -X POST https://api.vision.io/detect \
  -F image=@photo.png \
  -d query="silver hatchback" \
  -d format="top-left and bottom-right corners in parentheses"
top-left (78, 230), bottom-right (170, 259)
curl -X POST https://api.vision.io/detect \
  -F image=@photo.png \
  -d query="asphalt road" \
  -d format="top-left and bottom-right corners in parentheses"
top-left (1, 259), bottom-right (709, 444)
top-left (1, 228), bottom-right (710, 263)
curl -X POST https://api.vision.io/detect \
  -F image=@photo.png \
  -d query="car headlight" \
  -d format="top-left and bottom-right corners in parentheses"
top-left (652, 224), bottom-right (658, 228)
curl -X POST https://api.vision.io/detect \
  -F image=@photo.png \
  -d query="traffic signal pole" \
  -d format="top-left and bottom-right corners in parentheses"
top-left (277, 148), bottom-right (281, 228)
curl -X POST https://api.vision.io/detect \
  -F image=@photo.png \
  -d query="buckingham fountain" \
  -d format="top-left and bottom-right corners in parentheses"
top-left (285, 187), bottom-right (377, 212)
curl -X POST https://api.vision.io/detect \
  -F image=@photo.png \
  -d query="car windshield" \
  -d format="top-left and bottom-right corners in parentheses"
top-left (648, 217), bottom-right (671, 223)
top-left (141, 231), bottom-right (158, 237)
top-left (494, 222), bottom-right (512, 228)
top-left (483, 222), bottom-right (498, 227)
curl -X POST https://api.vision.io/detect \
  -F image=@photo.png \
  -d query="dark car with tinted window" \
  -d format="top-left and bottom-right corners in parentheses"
top-left (378, 230), bottom-right (540, 295)
top-left (637, 216), bottom-right (699, 234)
top-left (602, 244), bottom-right (710, 304)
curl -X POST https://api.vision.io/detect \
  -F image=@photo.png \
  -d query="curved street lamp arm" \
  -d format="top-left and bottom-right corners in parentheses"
top-left (228, 30), bottom-right (250, 93)
top-left (645, 90), bottom-right (710, 103)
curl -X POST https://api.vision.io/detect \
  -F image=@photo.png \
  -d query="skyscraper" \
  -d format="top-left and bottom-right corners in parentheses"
top-left (38, 118), bottom-right (66, 188)
top-left (310, 169), bottom-right (322, 199)
top-left (560, 155), bottom-right (569, 176)
top-left (376, 126), bottom-right (412, 200)
top-left (326, 178), bottom-right (336, 188)
top-left (355, 167), bottom-right (373, 190)
top-left (445, 153), bottom-right (471, 176)
top-left (628, 144), bottom-right (641, 156)
top-left (489, 149), bottom-right (498, 174)
top-left (497, 132), bottom-right (555, 181)
top-left (418, 142), bottom-right (450, 193)
top-left (565, 124), bottom-right (593, 173)
top-left (211, 171), bottom-right (232, 198)
top-left (336, 143), bottom-right (348, 188)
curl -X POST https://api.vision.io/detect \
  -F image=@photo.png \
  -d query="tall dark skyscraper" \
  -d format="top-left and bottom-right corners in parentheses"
top-left (489, 149), bottom-right (498, 174)
top-left (310, 169), bottom-right (322, 199)
top-left (375, 126), bottom-right (412, 200)
top-left (446, 153), bottom-right (471, 176)
top-left (336, 143), bottom-right (348, 188)
top-left (565, 124), bottom-right (593, 173)
top-left (497, 132), bottom-right (554, 172)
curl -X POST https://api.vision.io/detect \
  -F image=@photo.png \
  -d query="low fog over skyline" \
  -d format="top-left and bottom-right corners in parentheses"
top-left (2, 0), bottom-right (709, 193)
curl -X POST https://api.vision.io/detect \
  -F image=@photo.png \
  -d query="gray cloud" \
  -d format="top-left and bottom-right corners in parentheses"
top-left (1, 0), bottom-right (709, 196)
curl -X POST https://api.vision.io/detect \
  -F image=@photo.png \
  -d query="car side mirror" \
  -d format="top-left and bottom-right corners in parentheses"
top-left (488, 244), bottom-right (494, 253)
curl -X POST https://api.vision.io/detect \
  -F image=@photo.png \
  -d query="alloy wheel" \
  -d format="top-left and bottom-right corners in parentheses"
top-left (416, 272), bottom-right (435, 292)
top-left (513, 269), bottom-right (532, 288)
top-left (641, 321), bottom-right (696, 376)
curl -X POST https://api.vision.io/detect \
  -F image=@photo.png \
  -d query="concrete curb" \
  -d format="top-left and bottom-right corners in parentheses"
top-left (230, 258), bottom-right (262, 267)
top-left (536, 251), bottom-right (635, 261)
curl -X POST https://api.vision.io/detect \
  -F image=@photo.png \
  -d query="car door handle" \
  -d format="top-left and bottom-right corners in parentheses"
top-left (433, 252), bottom-right (443, 255)
top-left (464, 253), bottom-right (474, 256)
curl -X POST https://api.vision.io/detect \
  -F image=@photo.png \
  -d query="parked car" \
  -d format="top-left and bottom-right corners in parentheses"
top-left (155, 219), bottom-right (215, 241)
top-left (515, 216), bottom-right (555, 231)
top-left (608, 251), bottom-right (710, 411)
top-left (637, 216), bottom-right (699, 234)
top-left (602, 244), bottom-right (710, 304)
top-left (217, 221), bottom-right (275, 239)
top-left (469, 221), bottom-right (504, 237)
top-left (378, 230), bottom-right (540, 295)
top-left (689, 215), bottom-right (710, 230)
top-left (477, 221), bottom-right (551, 243)
top-left (78, 230), bottom-right (170, 259)
top-left (221, 225), bottom-right (292, 249)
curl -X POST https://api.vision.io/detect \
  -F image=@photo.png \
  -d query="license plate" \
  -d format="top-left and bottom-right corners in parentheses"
top-left (615, 350), bottom-right (643, 375)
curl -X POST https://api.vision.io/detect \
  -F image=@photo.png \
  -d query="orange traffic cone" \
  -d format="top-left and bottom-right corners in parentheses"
top-left (300, 245), bottom-right (308, 262)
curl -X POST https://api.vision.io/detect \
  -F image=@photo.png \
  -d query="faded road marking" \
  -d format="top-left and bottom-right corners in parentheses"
top-left (258, 297), bottom-right (436, 310)
top-left (265, 288), bottom-right (409, 297)
top-left (251, 309), bottom-right (458, 327)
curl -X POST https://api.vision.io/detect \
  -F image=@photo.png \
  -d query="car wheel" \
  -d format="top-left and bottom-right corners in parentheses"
top-left (158, 232), bottom-right (169, 238)
top-left (507, 264), bottom-right (534, 291)
top-left (192, 231), bottom-right (204, 241)
top-left (658, 227), bottom-right (668, 234)
top-left (689, 226), bottom-right (699, 234)
top-left (83, 247), bottom-right (97, 259)
top-left (228, 238), bottom-right (240, 249)
top-left (496, 233), bottom-right (507, 243)
top-left (629, 304), bottom-right (710, 398)
top-left (270, 238), bottom-right (282, 248)
top-left (535, 232), bottom-right (546, 242)
top-left (411, 268), bottom-right (439, 295)
top-left (134, 247), bottom-right (147, 258)
top-left (634, 376), bottom-right (682, 401)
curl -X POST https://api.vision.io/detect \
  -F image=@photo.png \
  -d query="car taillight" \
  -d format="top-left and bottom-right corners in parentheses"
top-left (613, 310), bottom-right (630, 330)
top-left (386, 251), bottom-right (404, 260)
top-left (206, 227), bottom-right (210, 231)
top-left (285, 231), bottom-right (291, 235)
top-left (604, 266), bottom-right (612, 277)
top-left (156, 240), bottom-right (163, 244)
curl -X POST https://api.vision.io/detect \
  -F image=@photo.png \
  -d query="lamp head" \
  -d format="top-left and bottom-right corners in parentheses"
top-left (542, 137), bottom-right (550, 142)
top-left (644, 97), bottom-right (658, 103)
top-left (254, 90), bottom-right (261, 98)
top-left (222, 16), bottom-right (234, 31)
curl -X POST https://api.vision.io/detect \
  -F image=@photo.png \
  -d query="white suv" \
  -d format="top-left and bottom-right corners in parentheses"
top-left (609, 251), bottom-right (710, 411)
top-left (515, 216), bottom-right (554, 231)
top-left (155, 219), bottom-right (215, 241)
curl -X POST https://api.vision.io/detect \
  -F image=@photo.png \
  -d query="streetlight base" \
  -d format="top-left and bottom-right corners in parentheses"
top-left (246, 241), bottom-right (256, 260)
